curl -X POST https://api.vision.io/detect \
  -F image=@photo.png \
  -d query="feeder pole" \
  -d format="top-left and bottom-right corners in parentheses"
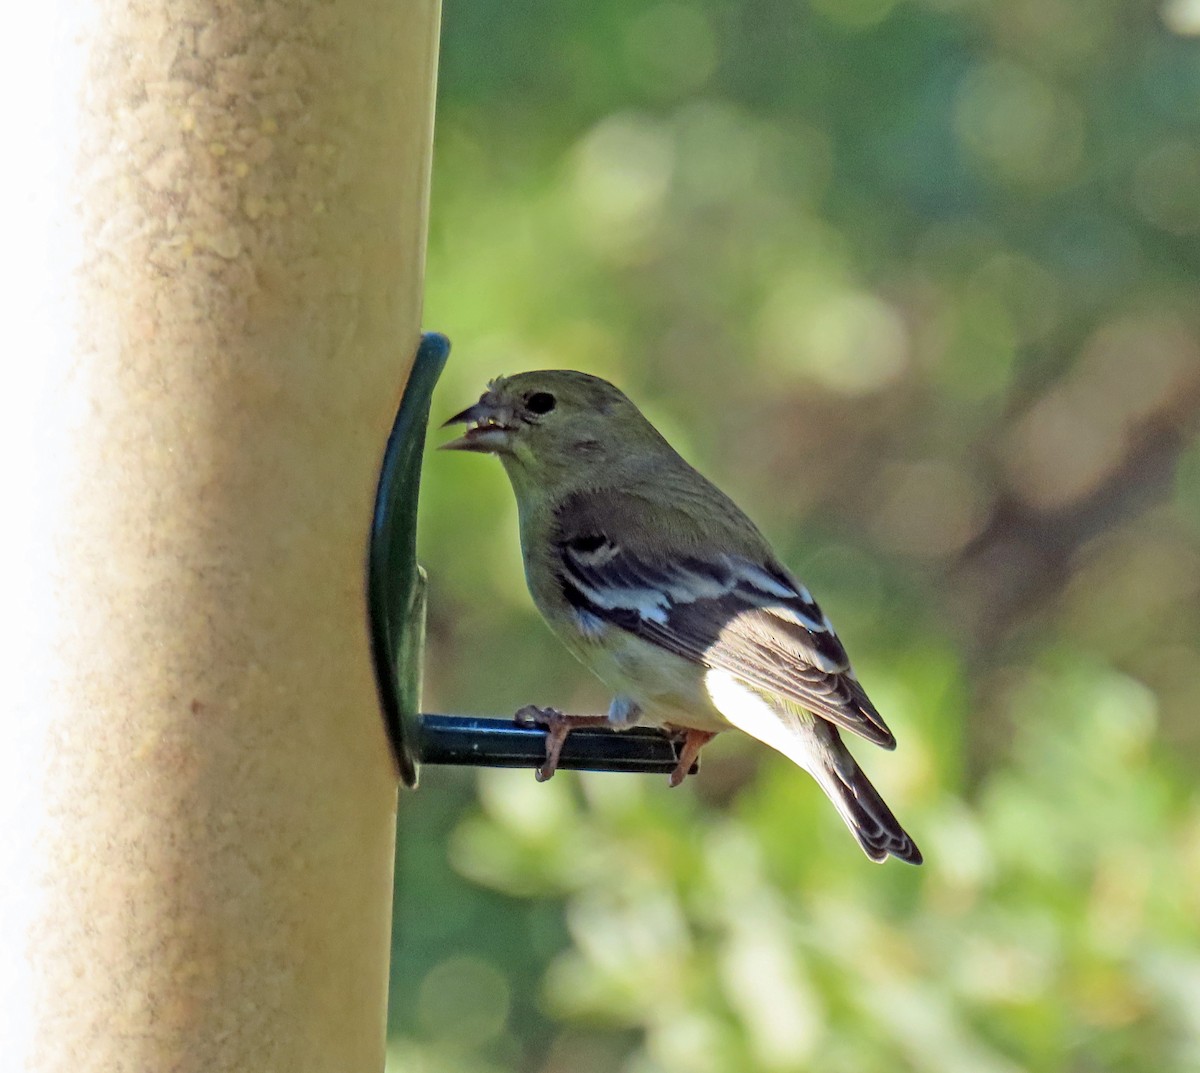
top-left (0, 1), bottom-right (441, 1070)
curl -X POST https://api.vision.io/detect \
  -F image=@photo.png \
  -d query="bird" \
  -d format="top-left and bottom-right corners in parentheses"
top-left (441, 370), bottom-right (921, 865)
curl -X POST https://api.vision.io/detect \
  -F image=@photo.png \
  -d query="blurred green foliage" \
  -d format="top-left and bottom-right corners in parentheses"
top-left (388, 0), bottom-right (1200, 1070)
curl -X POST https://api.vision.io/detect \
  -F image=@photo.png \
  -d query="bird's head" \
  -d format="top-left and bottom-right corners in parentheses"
top-left (441, 370), bottom-right (668, 492)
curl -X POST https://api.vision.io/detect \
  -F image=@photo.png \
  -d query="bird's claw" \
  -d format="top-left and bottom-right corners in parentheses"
top-left (513, 706), bottom-right (609, 781)
top-left (666, 728), bottom-right (716, 787)
top-left (514, 704), bottom-right (561, 728)
top-left (513, 705), bottom-right (573, 781)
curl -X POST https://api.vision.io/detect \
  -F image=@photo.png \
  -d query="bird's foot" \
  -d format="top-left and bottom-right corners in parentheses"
top-left (666, 728), bottom-right (717, 787)
top-left (514, 705), bottom-right (610, 782)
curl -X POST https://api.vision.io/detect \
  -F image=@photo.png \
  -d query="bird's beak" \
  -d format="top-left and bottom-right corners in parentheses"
top-left (439, 397), bottom-right (515, 454)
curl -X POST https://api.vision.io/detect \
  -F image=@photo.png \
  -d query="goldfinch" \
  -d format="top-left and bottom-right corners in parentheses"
top-left (442, 371), bottom-right (921, 864)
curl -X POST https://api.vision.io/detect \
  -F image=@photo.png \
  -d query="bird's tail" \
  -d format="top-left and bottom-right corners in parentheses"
top-left (808, 730), bottom-right (922, 865)
top-left (708, 671), bottom-right (921, 864)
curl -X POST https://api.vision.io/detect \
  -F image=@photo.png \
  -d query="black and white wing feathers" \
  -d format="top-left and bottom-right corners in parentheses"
top-left (555, 526), bottom-right (896, 750)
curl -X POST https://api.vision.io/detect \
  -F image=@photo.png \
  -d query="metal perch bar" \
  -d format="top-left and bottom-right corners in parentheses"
top-left (417, 715), bottom-right (693, 774)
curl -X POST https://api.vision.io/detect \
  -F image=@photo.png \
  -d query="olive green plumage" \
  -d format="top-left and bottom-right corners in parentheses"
top-left (443, 370), bottom-right (920, 864)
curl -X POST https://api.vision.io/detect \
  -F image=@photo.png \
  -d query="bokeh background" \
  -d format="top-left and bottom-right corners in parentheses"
top-left (387, 0), bottom-right (1200, 1070)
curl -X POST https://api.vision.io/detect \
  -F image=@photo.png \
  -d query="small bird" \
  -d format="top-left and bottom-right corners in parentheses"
top-left (442, 371), bottom-right (921, 864)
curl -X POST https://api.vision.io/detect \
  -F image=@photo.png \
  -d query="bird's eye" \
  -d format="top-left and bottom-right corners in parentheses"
top-left (526, 391), bottom-right (556, 415)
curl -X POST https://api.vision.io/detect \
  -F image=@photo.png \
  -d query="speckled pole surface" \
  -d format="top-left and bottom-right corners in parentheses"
top-left (0, 2), bottom-right (439, 1070)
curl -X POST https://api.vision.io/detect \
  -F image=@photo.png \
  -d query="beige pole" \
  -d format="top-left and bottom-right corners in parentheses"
top-left (0, 1), bottom-right (440, 1070)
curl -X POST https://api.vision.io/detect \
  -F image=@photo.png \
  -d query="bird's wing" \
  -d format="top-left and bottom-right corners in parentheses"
top-left (553, 508), bottom-right (896, 750)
